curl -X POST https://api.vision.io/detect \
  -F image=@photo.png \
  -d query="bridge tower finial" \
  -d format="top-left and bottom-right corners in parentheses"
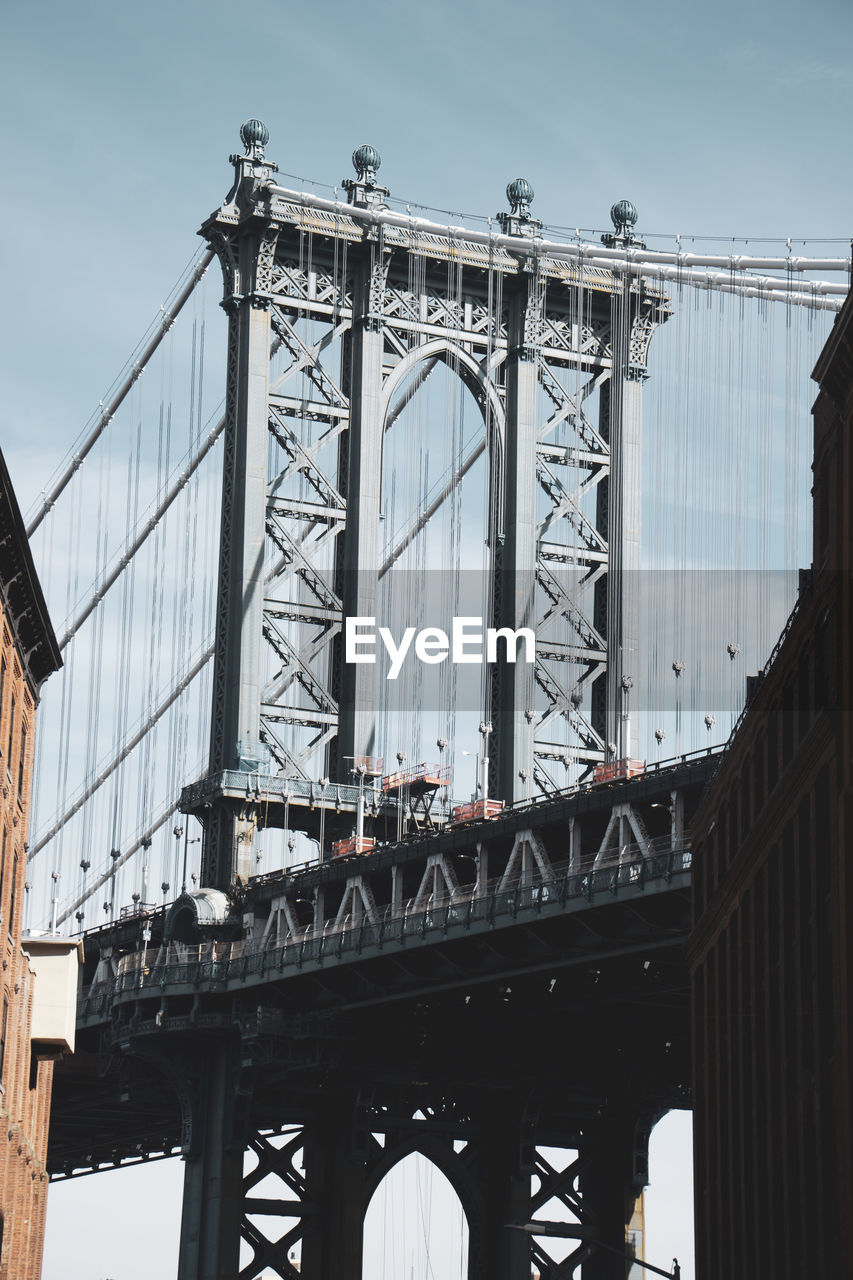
top-left (498, 177), bottom-right (543, 237)
top-left (239, 118), bottom-right (270, 161)
top-left (221, 119), bottom-right (279, 214)
top-left (343, 143), bottom-right (390, 209)
top-left (602, 198), bottom-right (645, 249)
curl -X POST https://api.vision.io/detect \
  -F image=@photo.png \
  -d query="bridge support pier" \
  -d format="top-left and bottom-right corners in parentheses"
top-left (177, 1042), bottom-right (250, 1280)
top-left (467, 1116), bottom-right (531, 1280)
top-left (579, 1121), bottom-right (640, 1280)
top-left (300, 1100), bottom-right (368, 1280)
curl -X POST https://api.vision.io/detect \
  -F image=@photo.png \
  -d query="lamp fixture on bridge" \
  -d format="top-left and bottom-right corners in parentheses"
top-left (49, 870), bottom-right (60, 934)
top-left (318, 777), bottom-right (330, 863)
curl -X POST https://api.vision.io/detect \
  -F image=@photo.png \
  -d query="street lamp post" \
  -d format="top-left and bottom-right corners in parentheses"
top-left (478, 721), bottom-right (492, 803)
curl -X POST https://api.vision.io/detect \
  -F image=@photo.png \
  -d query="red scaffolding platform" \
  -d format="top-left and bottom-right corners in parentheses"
top-left (450, 798), bottom-right (505, 825)
top-left (381, 763), bottom-right (449, 794)
top-left (331, 835), bottom-right (376, 858)
top-left (592, 758), bottom-right (646, 784)
top-left (381, 762), bottom-right (450, 833)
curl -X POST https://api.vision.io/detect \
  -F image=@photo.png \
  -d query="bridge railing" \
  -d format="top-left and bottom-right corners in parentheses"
top-left (509, 746), bottom-right (723, 811)
top-left (82, 843), bottom-right (692, 1015)
top-left (266, 749), bottom-right (719, 882)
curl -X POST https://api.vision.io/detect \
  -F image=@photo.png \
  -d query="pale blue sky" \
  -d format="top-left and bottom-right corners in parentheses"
top-left (3, 0), bottom-right (851, 1276)
top-left (2, 0), bottom-right (852, 491)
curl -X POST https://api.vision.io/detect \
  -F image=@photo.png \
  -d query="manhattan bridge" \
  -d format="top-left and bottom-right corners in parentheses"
top-left (23, 121), bottom-right (849, 1278)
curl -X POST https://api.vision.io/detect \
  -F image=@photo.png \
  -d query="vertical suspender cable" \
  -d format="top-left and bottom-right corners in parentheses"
top-left (26, 248), bottom-right (213, 537)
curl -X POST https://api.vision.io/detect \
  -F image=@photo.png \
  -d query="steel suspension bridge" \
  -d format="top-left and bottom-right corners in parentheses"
top-left (23, 121), bottom-right (850, 1279)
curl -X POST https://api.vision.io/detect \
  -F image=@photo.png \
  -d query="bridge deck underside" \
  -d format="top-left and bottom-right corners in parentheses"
top-left (51, 877), bottom-right (690, 1176)
top-left (50, 765), bottom-right (712, 1178)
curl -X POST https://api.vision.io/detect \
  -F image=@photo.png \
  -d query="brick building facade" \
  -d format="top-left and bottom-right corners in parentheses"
top-left (0, 448), bottom-right (62, 1280)
top-left (688, 292), bottom-right (853, 1276)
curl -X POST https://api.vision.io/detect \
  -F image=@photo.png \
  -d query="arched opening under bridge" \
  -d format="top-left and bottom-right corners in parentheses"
top-left (363, 1148), bottom-right (469, 1280)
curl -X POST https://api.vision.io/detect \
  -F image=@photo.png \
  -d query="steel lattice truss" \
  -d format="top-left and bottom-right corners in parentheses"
top-left (195, 137), bottom-right (668, 887)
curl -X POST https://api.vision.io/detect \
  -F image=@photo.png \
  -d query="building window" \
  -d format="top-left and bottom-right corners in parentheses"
top-left (6, 695), bottom-right (14, 769)
top-left (0, 996), bottom-right (8, 1084)
top-left (0, 827), bottom-right (5, 916)
top-left (0, 655), bottom-right (5, 728)
top-left (8, 854), bottom-right (17, 934)
top-left (17, 723), bottom-right (26, 801)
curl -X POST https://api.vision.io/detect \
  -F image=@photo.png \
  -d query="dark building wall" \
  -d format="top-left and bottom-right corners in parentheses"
top-left (0, 449), bottom-right (61, 1280)
top-left (688, 294), bottom-right (853, 1279)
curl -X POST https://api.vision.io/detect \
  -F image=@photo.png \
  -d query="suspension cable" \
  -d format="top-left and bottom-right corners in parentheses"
top-left (28, 646), bottom-right (213, 861)
top-left (379, 439), bottom-right (486, 577)
top-left (26, 247), bottom-right (214, 537)
top-left (54, 323), bottom-right (307, 650)
top-left (276, 186), bottom-right (849, 300)
top-left (55, 795), bottom-right (183, 927)
top-left (56, 413), bottom-right (225, 649)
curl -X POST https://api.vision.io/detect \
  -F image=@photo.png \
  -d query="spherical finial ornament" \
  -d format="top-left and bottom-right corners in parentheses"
top-left (610, 199), bottom-right (638, 233)
top-left (507, 177), bottom-right (534, 214)
top-left (240, 118), bottom-right (270, 158)
top-left (352, 144), bottom-right (381, 181)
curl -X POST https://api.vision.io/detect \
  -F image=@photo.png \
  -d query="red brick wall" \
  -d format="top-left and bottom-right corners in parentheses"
top-left (0, 614), bottom-right (53, 1280)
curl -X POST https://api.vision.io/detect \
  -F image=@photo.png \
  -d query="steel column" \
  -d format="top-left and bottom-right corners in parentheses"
top-left (336, 247), bottom-right (386, 766)
top-left (579, 1122), bottom-right (637, 1280)
top-left (467, 1103), bottom-right (531, 1280)
top-left (300, 1101), bottom-right (368, 1280)
top-left (604, 285), bottom-right (645, 761)
top-left (497, 274), bottom-right (540, 802)
top-left (219, 299), bottom-right (273, 775)
top-left (202, 178), bottom-right (279, 884)
top-left (177, 1043), bottom-right (249, 1280)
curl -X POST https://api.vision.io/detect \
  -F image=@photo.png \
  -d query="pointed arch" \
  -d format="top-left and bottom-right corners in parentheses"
top-left (363, 1140), bottom-right (474, 1280)
top-left (380, 341), bottom-right (506, 521)
top-left (364, 1134), bottom-right (476, 1210)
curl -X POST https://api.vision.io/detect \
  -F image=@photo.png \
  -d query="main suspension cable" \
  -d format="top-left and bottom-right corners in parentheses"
top-left (26, 247), bottom-right (214, 537)
top-left (56, 412), bottom-right (225, 650)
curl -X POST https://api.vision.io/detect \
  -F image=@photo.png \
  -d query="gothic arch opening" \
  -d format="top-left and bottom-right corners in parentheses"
top-left (381, 340), bottom-right (505, 485)
top-left (376, 348), bottom-right (499, 800)
top-left (362, 1150), bottom-right (469, 1280)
